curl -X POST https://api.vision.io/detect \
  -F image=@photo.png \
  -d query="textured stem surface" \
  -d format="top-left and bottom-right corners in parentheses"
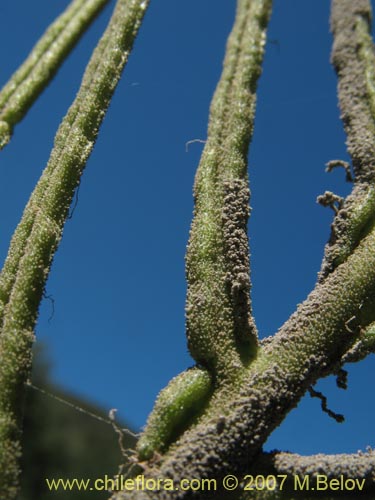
top-left (0, 0), bottom-right (111, 149)
top-left (185, 0), bottom-right (272, 379)
top-left (320, 0), bottom-right (375, 279)
top-left (0, 0), bottom-right (149, 497)
top-left (233, 450), bottom-right (375, 499)
top-left (114, 205), bottom-right (375, 500)
top-left (134, 0), bottom-right (273, 468)
top-left (110, 1), bottom-right (375, 499)
top-left (330, 0), bottom-right (375, 183)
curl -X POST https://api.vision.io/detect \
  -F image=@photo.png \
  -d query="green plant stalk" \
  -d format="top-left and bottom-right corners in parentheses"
top-left (0, 0), bottom-right (149, 497)
top-left (330, 0), bottom-right (375, 183)
top-left (135, 0), bottom-right (272, 466)
top-left (116, 211), bottom-right (375, 500)
top-left (320, 185), bottom-right (375, 279)
top-left (137, 368), bottom-right (212, 461)
top-left (341, 320), bottom-right (375, 364)
top-left (111, 2), bottom-right (375, 498)
top-left (320, 0), bottom-right (375, 279)
top-left (185, 0), bottom-right (272, 380)
top-left (0, 0), bottom-right (111, 150)
top-left (110, 2), bottom-right (375, 498)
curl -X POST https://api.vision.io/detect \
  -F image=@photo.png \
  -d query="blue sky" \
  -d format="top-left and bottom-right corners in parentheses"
top-left (0, 0), bottom-right (374, 457)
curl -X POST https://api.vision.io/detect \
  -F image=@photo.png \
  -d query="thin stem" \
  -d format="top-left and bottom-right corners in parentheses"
top-left (0, 0), bottom-right (149, 497)
top-left (0, 0), bottom-right (111, 150)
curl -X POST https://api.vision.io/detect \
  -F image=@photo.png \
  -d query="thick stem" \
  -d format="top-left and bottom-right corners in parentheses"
top-left (114, 206), bottom-right (375, 500)
top-left (110, 2), bottom-right (375, 499)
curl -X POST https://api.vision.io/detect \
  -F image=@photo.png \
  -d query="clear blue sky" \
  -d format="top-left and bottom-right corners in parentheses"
top-left (0, 0), bottom-right (374, 457)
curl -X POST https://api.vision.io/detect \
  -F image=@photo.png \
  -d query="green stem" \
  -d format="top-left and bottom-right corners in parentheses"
top-left (0, 0), bottom-right (111, 149)
top-left (119, 213), bottom-right (375, 500)
top-left (185, 0), bottom-right (272, 379)
top-left (341, 321), bottom-right (375, 364)
top-left (0, 0), bottom-right (149, 497)
top-left (330, 0), bottom-right (375, 183)
top-left (319, 1), bottom-right (375, 279)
